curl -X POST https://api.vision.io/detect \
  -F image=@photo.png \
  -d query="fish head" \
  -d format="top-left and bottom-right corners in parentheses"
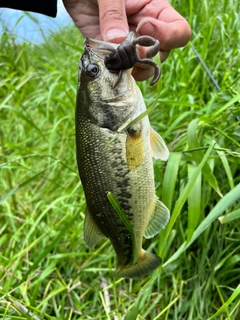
top-left (77, 38), bottom-right (141, 130)
top-left (78, 38), bottom-right (136, 100)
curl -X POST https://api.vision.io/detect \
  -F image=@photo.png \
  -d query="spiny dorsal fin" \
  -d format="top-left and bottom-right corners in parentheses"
top-left (144, 198), bottom-right (170, 239)
top-left (84, 207), bottom-right (105, 248)
top-left (150, 127), bottom-right (169, 161)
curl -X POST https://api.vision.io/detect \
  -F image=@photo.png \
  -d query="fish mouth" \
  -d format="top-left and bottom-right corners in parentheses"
top-left (84, 38), bottom-right (117, 59)
top-left (85, 37), bottom-right (118, 50)
top-left (83, 39), bottom-right (121, 79)
top-left (84, 37), bottom-right (134, 88)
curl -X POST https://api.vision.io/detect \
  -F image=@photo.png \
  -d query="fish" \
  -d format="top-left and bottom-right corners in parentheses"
top-left (76, 36), bottom-right (170, 279)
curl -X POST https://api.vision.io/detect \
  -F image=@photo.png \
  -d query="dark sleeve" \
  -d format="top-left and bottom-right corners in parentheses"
top-left (0, 0), bottom-right (58, 17)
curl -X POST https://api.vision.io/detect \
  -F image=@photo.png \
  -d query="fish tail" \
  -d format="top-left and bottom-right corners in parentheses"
top-left (114, 249), bottom-right (162, 279)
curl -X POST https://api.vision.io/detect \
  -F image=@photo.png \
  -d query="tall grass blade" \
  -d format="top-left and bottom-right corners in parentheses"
top-left (107, 192), bottom-right (138, 263)
top-left (161, 152), bottom-right (182, 211)
top-left (159, 140), bottom-right (216, 257)
top-left (164, 183), bottom-right (240, 266)
top-left (8, 298), bottom-right (40, 320)
top-left (187, 164), bottom-right (201, 242)
top-left (0, 170), bottom-right (46, 204)
top-left (215, 143), bottom-right (235, 190)
top-left (218, 209), bottom-right (240, 224)
top-left (207, 284), bottom-right (240, 320)
top-left (16, 213), bottom-right (78, 285)
top-left (106, 102), bottom-right (158, 147)
top-left (187, 118), bottom-right (222, 196)
top-left (211, 93), bottom-right (240, 120)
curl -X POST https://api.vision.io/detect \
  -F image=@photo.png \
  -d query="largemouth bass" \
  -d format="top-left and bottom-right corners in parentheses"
top-left (76, 37), bottom-right (170, 278)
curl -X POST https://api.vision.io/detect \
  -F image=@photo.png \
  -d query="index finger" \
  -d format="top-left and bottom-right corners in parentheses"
top-left (136, 17), bottom-right (191, 50)
top-left (127, 0), bottom-right (191, 50)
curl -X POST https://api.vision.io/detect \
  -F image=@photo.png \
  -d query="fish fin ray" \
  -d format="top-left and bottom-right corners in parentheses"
top-left (144, 198), bottom-right (170, 239)
top-left (150, 127), bottom-right (169, 160)
top-left (84, 207), bottom-right (105, 248)
top-left (115, 249), bottom-right (161, 279)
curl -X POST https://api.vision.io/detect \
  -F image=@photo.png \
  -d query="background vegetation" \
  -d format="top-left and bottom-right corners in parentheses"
top-left (0, 0), bottom-right (239, 319)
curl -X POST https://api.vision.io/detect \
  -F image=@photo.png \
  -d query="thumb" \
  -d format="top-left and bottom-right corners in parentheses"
top-left (97, 0), bottom-right (129, 43)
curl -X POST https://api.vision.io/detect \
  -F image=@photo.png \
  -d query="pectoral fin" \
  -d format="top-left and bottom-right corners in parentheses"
top-left (150, 127), bottom-right (169, 161)
top-left (84, 207), bottom-right (105, 248)
top-left (144, 198), bottom-right (170, 239)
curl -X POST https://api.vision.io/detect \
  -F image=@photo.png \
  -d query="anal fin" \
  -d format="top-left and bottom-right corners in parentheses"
top-left (144, 198), bottom-right (170, 239)
top-left (84, 207), bottom-right (105, 248)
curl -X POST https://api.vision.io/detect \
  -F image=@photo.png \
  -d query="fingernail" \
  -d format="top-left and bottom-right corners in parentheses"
top-left (105, 28), bottom-right (128, 41)
top-left (136, 21), bottom-right (156, 37)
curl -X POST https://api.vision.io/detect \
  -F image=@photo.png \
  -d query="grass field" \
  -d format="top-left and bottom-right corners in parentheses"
top-left (0, 0), bottom-right (240, 319)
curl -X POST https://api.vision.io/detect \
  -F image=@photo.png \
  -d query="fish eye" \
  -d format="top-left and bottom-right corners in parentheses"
top-left (86, 63), bottom-right (100, 78)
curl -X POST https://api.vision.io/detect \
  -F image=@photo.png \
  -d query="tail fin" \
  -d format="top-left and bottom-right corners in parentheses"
top-left (114, 250), bottom-right (162, 279)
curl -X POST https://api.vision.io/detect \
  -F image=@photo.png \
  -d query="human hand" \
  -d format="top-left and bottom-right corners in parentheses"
top-left (63, 0), bottom-right (191, 81)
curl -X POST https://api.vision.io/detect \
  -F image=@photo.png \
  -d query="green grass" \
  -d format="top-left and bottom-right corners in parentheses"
top-left (0, 0), bottom-right (240, 319)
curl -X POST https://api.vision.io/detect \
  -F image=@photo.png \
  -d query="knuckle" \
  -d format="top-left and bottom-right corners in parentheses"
top-left (101, 5), bottom-right (125, 21)
top-left (175, 20), bottom-right (192, 47)
top-left (183, 22), bottom-right (192, 44)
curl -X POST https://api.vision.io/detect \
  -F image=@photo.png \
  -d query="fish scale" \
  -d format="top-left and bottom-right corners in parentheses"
top-left (77, 120), bottom-right (135, 265)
